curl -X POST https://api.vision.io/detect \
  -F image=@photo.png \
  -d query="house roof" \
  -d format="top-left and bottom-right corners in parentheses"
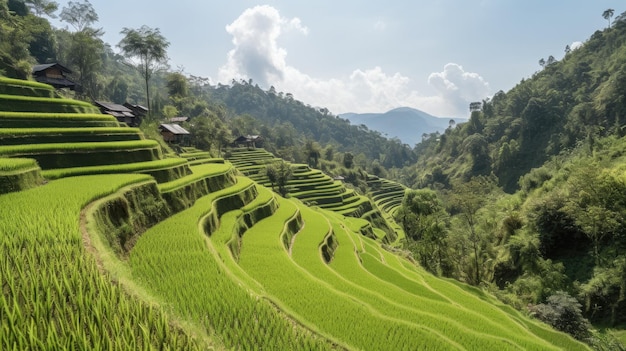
top-left (123, 102), bottom-right (149, 113)
top-left (94, 101), bottom-right (134, 113)
top-left (159, 123), bottom-right (190, 135)
top-left (169, 117), bottom-right (189, 123)
top-left (234, 135), bottom-right (262, 142)
top-left (32, 63), bottom-right (72, 74)
top-left (104, 111), bottom-right (135, 118)
top-left (33, 76), bottom-right (76, 89)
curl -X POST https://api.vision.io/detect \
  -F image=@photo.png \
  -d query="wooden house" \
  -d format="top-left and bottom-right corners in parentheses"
top-left (123, 103), bottom-right (149, 119)
top-left (233, 135), bottom-right (263, 148)
top-left (94, 101), bottom-right (141, 127)
top-left (32, 63), bottom-right (76, 90)
top-left (169, 117), bottom-right (189, 124)
top-left (159, 123), bottom-right (190, 144)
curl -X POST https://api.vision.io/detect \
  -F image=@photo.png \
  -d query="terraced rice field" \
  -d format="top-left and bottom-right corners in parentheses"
top-left (0, 77), bottom-right (591, 350)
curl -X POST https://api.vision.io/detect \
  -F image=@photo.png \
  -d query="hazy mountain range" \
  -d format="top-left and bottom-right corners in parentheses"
top-left (340, 107), bottom-right (467, 146)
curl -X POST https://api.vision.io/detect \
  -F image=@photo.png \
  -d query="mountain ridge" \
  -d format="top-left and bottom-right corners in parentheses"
top-left (340, 107), bottom-right (467, 146)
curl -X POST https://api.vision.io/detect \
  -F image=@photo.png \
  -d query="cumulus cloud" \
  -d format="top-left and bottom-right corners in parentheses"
top-left (218, 5), bottom-right (301, 86)
top-left (218, 6), bottom-right (490, 117)
top-left (570, 41), bottom-right (583, 51)
top-left (427, 63), bottom-right (491, 115)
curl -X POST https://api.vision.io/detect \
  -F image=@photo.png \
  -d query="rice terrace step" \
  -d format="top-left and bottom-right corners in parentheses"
top-left (0, 77), bottom-right (591, 350)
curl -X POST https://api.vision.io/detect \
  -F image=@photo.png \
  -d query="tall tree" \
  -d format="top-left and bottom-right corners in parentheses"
top-left (24, 0), bottom-right (58, 18)
top-left (603, 8), bottom-right (614, 29)
top-left (59, 0), bottom-right (97, 32)
top-left (449, 176), bottom-right (499, 285)
top-left (59, 0), bottom-right (103, 98)
top-left (266, 160), bottom-right (292, 197)
top-left (118, 25), bottom-right (170, 117)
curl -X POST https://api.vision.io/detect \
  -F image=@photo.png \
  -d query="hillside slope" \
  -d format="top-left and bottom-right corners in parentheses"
top-left (410, 18), bottom-right (626, 192)
top-left (0, 77), bottom-right (589, 350)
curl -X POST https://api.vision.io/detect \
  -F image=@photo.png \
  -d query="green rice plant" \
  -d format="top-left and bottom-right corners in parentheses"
top-left (0, 77), bottom-right (55, 98)
top-left (0, 111), bottom-right (120, 128)
top-left (237, 198), bottom-right (469, 350)
top-left (0, 93), bottom-right (100, 114)
top-left (157, 163), bottom-right (238, 212)
top-left (0, 157), bottom-right (42, 194)
top-left (0, 140), bottom-right (162, 169)
top-left (0, 174), bottom-right (205, 350)
top-left (350, 233), bottom-right (589, 350)
top-left (0, 139), bottom-right (159, 154)
top-left (288, 206), bottom-right (561, 350)
top-left (128, 177), bottom-right (334, 350)
top-left (0, 76), bottom-right (55, 89)
top-left (0, 127), bottom-right (143, 145)
top-left (0, 157), bottom-right (37, 172)
top-left (41, 158), bottom-right (190, 182)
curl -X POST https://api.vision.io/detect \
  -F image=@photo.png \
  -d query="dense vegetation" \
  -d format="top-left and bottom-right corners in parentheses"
top-left (1, 0), bottom-right (625, 348)
top-left (0, 76), bottom-right (591, 349)
top-left (387, 10), bottom-right (626, 347)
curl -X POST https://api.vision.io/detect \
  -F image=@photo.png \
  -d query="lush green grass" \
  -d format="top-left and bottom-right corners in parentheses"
top-left (0, 127), bottom-right (143, 145)
top-left (157, 163), bottom-right (233, 192)
top-left (0, 111), bottom-right (120, 128)
top-left (41, 158), bottom-right (190, 181)
top-left (239, 198), bottom-right (479, 350)
top-left (0, 140), bottom-right (162, 169)
top-left (0, 157), bottom-right (42, 194)
top-left (127, 177), bottom-right (332, 350)
top-left (0, 77), bottom-right (56, 98)
top-left (0, 93), bottom-right (100, 113)
top-left (0, 175), bottom-right (204, 350)
top-left (0, 157), bottom-right (38, 172)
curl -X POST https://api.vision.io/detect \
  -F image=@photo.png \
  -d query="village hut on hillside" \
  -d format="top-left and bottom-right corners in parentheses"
top-left (233, 135), bottom-right (263, 148)
top-left (94, 101), bottom-right (142, 127)
top-left (159, 123), bottom-right (190, 145)
top-left (32, 63), bottom-right (76, 90)
top-left (169, 117), bottom-right (189, 124)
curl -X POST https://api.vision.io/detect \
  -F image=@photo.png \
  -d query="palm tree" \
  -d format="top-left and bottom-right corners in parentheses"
top-left (118, 26), bottom-right (170, 117)
top-left (603, 8), bottom-right (614, 29)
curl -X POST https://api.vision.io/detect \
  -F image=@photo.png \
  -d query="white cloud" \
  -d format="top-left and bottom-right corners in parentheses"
top-left (427, 63), bottom-right (491, 115)
top-left (218, 6), bottom-right (491, 117)
top-left (218, 5), bottom-right (293, 86)
top-left (570, 41), bottom-right (583, 51)
top-left (374, 20), bottom-right (387, 31)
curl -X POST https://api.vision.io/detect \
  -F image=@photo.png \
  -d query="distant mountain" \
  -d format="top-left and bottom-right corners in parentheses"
top-left (340, 107), bottom-right (466, 146)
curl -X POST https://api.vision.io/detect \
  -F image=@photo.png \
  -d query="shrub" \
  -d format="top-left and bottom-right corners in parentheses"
top-left (529, 291), bottom-right (592, 340)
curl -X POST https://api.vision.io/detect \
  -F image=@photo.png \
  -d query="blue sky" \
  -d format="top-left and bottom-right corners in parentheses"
top-left (52, 1), bottom-right (621, 117)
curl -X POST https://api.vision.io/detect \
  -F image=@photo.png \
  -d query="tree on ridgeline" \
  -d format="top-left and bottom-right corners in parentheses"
top-left (118, 25), bottom-right (170, 117)
top-left (59, 0), bottom-right (97, 31)
top-left (24, 0), bottom-right (58, 18)
top-left (59, 0), bottom-right (103, 99)
top-left (603, 8), bottom-right (614, 29)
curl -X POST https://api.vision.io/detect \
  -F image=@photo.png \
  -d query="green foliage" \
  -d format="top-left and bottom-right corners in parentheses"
top-left (530, 291), bottom-right (592, 340)
top-left (265, 159), bottom-right (292, 196)
top-left (118, 25), bottom-right (170, 115)
top-left (411, 13), bottom-right (626, 192)
top-left (208, 80), bottom-right (417, 170)
top-left (395, 189), bottom-right (450, 275)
